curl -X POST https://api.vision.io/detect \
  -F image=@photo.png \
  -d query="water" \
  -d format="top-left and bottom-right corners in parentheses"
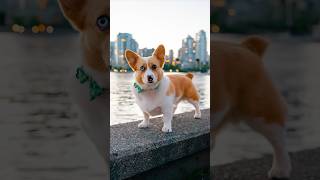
top-left (213, 34), bottom-right (320, 165)
top-left (110, 72), bottom-right (210, 125)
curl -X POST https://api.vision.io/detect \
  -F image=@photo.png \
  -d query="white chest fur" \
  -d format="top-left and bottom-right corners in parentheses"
top-left (132, 76), bottom-right (173, 116)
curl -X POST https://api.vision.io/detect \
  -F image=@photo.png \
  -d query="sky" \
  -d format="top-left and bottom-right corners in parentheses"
top-left (110, 0), bottom-right (210, 56)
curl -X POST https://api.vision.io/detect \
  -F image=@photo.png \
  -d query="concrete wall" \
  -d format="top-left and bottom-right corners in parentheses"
top-left (110, 109), bottom-right (210, 179)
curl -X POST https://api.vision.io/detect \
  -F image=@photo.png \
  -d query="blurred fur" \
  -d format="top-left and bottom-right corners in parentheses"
top-left (58, 0), bottom-right (109, 169)
top-left (212, 36), bottom-right (291, 179)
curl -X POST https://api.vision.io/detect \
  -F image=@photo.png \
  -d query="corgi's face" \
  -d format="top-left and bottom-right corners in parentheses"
top-left (125, 45), bottom-right (165, 86)
top-left (58, 0), bottom-right (109, 72)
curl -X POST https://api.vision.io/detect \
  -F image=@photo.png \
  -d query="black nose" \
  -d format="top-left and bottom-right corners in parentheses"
top-left (147, 75), bottom-right (153, 82)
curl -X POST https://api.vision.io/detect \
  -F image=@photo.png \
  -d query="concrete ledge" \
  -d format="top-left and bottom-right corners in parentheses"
top-left (110, 109), bottom-right (210, 179)
top-left (213, 147), bottom-right (320, 180)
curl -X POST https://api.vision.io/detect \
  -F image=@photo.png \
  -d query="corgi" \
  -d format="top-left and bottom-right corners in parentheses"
top-left (58, 0), bottom-right (109, 162)
top-left (125, 45), bottom-right (201, 133)
top-left (212, 36), bottom-right (291, 179)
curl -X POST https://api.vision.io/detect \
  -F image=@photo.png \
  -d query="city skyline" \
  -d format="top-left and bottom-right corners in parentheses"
top-left (110, 30), bottom-right (208, 54)
top-left (110, 30), bottom-right (209, 72)
top-left (110, 0), bottom-right (210, 56)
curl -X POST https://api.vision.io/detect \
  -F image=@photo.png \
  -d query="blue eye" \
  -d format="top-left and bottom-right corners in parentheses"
top-left (96, 15), bottom-right (109, 31)
top-left (140, 66), bottom-right (145, 71)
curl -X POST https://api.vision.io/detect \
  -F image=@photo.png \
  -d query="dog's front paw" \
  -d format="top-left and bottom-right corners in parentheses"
top-left (194, 112), bottom-right (201, 119)
top-left (162, 126), bottom-right (172, 133)
top-left (138, 121), bottom-right (150, 128)
top-left (268, 166), bottom-right (291, 180)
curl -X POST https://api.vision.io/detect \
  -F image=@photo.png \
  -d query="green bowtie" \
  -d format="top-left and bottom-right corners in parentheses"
top-left (76, 66), bottom-right (106, 101)
top-left (133, 81), bottom-right (160, 93)
top-left (134, 82), bottom-right (143, 93)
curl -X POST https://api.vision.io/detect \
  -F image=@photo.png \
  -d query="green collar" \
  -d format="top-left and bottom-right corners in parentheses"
top-left (76, 66), bottom-right (106, 101)
top-left (134, 81), bottom-right (160, 93)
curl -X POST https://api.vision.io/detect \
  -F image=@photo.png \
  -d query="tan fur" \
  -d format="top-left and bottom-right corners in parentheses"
top-left (185, 72), bottom-right (194, 79)
top-left (125, 46), bottom-right (165, 85)
top-left (148, 57), bottom-right (164, 82)
top-left (57, 0), bottom-right (109, 172)
top-left (241, 36), bottom-right (269, 57)
top-left (58, 0), bottom-right (109, 72)
top-left (212, 36), bottom-right (287, 130)
top-left (167, 74), bottom-right (199, 101)
top-left (152, 44), bottom-right (165, 67)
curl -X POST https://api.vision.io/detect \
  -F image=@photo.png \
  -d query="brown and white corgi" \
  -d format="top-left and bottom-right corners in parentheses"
top-left (58, 0), bottom-right (109, 161)
top-left (125, 45), bottom-right (201, 132)
top-left (212, 36), bottom-right (291, 179)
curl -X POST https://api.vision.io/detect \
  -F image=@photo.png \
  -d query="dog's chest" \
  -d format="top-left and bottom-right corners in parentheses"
top-left (132, 76), bottom-right (172, 115)
top-left (135, 90), bottom-right (164, 115)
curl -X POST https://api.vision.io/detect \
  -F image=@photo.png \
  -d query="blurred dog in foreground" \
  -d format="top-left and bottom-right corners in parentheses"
top-left (212, 36), bottom-right (291, 179)
top-left (58, 0), bottom-right (109, 162)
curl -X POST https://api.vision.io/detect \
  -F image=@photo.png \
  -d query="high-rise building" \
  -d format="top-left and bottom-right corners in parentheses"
top-left (179, 35), bottom-right (196, 69)
top-left (195, 30), bottom-right (208, 64)
top-left (168, 49), bottom-right (174, 63)
top-left (110, 41), bottom-right (117, 67)
top-left (138, 48), bottom-right (154, 57)
top-left (116, 33), bottom-right (139, 68)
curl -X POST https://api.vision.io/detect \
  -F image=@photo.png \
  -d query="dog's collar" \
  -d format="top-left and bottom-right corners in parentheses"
top-left (75, 66), bottom-right (106, 101)
top-left (134, 81), bottom-right (161, 93)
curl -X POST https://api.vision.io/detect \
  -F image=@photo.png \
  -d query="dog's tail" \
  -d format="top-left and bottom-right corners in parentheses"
top-left (185, 72), bottom-right (194, 79)
top-left (241, 36), bottom-right (269, 57)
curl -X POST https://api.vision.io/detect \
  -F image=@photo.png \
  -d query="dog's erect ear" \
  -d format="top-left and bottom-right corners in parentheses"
top-left (241, 36), bottom-right (269, 57)
top-left (153, 44), bottom-right (165, 67)
top-left (125, 49), bottom-right (140, 71)
top-left (58, 0), bottom-right (87, 31)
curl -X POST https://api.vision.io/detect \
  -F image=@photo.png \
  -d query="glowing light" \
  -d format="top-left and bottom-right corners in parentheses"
top-left (228, 9), bottom-right (236, 16)
top-left (12, 24), bottom-right (20, 32)
top-left (19, 26), bottom-right (25, 33)
top-left (38, 24), bottom-right (46, 32)
top-left (12, 24), bottom-right (25, 33)
top-left (212, 24), bottom-right (220, 33)
top-left (32, 26), bottom-right (39, 33)
top-left (46, 26), bottom-right (54, 33)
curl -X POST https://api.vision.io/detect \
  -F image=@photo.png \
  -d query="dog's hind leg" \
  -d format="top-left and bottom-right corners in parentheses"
top-left (245, 118), bottom-right (291, 179)
top-left (187, 100), bottom-right (201, 119)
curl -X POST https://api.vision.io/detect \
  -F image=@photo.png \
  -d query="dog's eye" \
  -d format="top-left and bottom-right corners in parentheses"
top-left (140, 66), bottom-right (145, 71)
top-left (96, 15), bottom-right (109, 31)
top-left (151, 64), bottom-right (157, 70)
